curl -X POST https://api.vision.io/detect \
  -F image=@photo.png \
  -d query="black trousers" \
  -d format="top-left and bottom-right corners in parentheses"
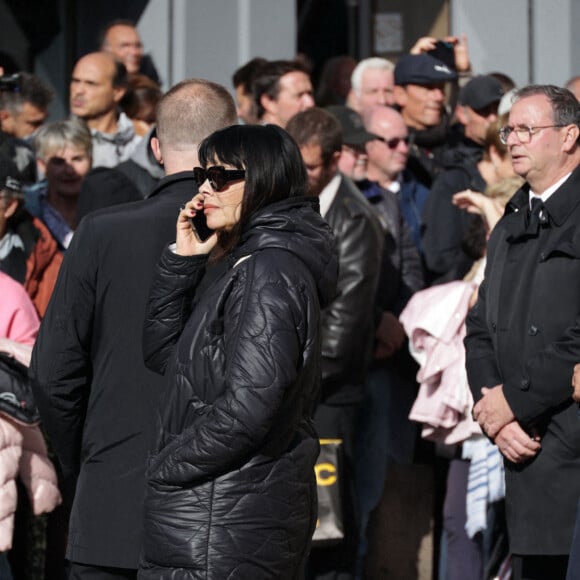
top-left (512, 554), bottom-right (568, 580)
top-left (68, 562), bottom-right (137, 580)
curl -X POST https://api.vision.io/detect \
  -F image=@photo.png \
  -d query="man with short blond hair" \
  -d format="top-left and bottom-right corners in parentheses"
top-left (31, 78), bottom-right (237, 580)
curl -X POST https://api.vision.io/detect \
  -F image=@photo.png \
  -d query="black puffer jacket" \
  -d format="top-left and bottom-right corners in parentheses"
top-left (139, 196), bottom-right (338, 580)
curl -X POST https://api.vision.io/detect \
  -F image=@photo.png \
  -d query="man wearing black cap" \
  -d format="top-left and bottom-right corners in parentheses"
top-left (326, 104), bottom-right (377, 182)
top-left (393, 53), bottom-right (458, 187)
top-left (422, 74), bottom-right (504, 285)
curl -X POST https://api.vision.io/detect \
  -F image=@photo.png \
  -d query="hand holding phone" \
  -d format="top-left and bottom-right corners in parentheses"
top-left (175, 195), bottom-right (216, 256)
top-left (428, 40), bottom-right (456, 70)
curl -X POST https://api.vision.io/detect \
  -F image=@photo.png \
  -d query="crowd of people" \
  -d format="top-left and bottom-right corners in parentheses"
top-left (0, 17), bottom-right (580, 580)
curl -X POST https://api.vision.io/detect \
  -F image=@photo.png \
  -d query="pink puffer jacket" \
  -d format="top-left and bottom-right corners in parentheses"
top-left (0, 413), bottom-right (62, 551)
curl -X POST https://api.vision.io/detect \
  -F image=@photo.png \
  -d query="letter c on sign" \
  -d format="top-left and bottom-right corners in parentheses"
top-left (315, 462), bottom-right (337, 486)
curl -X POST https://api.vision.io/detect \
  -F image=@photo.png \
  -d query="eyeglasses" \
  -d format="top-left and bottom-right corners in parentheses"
top-left (374, 135), bottom-right (410, 149)
top-left (193, 166), bottom-right (246, 191)
top-left (498, 124), bottom-right (567, 145)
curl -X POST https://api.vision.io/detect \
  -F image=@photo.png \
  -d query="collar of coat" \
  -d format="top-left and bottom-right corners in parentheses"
top-left (504, 164), bottom-right (580, 231)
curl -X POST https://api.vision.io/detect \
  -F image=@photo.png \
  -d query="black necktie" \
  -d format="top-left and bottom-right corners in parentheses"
top-left (528, 197), bottom-right (544, 231)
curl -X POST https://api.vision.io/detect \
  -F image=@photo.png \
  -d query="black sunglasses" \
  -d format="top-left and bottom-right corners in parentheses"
top-left (193, 166), bottom-right (246, 191)
top-left (374, 135), bottom-right (410, 149)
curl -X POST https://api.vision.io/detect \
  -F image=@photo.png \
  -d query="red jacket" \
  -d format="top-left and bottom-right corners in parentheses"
top-left (24, 218), bottom-right (63, 318)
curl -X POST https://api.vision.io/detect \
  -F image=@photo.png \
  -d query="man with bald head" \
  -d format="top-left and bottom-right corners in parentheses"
top-left (101, 21), bottom-right (143, 75)
top-left (70, 52), bottom-right (142, 167)
top-left (363, 106), bottom-right (430, 252)
top-left (100, 20), bottom-right (161, 85)
top-left (354, 105), bottom-right (425, 575)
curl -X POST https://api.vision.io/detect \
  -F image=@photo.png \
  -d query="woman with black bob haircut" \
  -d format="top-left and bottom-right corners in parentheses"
top-left (139, 123), bottom-right (338, 579)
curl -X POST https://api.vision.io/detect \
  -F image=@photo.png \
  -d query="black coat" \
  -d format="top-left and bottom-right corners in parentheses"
top-left (139, 197), bottom-right (338, 579)
top-left (422, 137), bottom-right (486, 286)
top-left (29, 172), bottom-right (196, 568)
top-left (465, 166), bottom-right (580, 554)
top-left (359, 179), bottom-right (424, 316)
top-left (320, 175), bottom-right (383, 405)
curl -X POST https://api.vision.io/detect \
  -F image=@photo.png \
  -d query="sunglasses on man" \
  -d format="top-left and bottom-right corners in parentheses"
top-left (193, 166), bottom-right (246, 192)
top-left (373, 136), bottom-right (410, 149)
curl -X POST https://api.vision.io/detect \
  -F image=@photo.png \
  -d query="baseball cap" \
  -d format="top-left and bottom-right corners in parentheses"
top-left (325, 105), bottom-right (377, 146)
top-left (459, 75), bottom-right (505, 111)
top-left (394, 54), bottom-right (458, 86)
top-left (0, 154), bottom-right (22, 194)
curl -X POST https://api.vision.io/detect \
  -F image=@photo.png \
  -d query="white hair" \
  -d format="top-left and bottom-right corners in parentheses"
top-left (350, 57), bottom-right (395, 95)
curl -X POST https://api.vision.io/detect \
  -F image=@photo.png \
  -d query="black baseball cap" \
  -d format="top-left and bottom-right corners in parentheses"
top-left (459, 75), bottom-right (505, 111)
top-left (0, 154), bottom-right (22, 194)
top-left (325, 105), bottom-right (377, 146)
top-left (394, 54), bottom-right (458, 86)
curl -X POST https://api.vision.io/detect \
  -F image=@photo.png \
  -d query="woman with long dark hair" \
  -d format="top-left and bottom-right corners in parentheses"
top-left (139, 124), bottom-right (338, 579)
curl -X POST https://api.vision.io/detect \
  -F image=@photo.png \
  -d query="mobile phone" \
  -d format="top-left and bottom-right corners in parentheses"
top-left (428, 40), bottom-right (456, 70)
top-left (189, 210), bottom-right (214, 242)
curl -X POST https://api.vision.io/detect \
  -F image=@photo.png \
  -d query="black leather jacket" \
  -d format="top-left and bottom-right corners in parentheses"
top-left (319, 175), bottom-right (383, 405)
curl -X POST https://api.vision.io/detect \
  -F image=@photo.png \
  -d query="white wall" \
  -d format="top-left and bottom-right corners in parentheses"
top-left (138, 0), bottom-right (296, 94)
top-left (451, 0), bottom-right (577, 88)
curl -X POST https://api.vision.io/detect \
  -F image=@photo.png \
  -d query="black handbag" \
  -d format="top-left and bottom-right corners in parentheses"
top-left (0, 351), bottom-right (40, 425)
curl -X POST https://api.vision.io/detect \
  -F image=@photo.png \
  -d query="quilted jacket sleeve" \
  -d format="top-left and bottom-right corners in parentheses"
top-left (148, 252), bottom-right (311, 486)
top-left (143, 247), bottom-right (209, 374)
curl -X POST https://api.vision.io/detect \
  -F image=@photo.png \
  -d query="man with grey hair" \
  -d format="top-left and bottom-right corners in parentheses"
top-left (346, 57), bottom-right (395, 116)
top-left (466, 84), bottom-right (580, 580)
top-left (30, 79), bottom-right (237, 580)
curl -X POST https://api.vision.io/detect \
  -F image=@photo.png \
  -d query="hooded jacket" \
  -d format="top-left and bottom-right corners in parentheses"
top-left (139, 196), bottom-right (338, 579)
top-left (88, 112), bottom-right (142, 169)
top-left (1, 212), bottom-right (63, 318)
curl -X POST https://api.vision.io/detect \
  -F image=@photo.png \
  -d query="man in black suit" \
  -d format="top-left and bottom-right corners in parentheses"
top-left (29, 79), bottom-right (237, 580)
top-left (466, 84), bottom-right (580, 580)
top-left (286, 107), bottom-right (383, 580)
